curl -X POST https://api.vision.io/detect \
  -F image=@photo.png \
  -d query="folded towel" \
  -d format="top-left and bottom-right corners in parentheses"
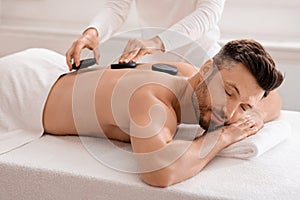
top-left (218, 118), bottom-right (291, 159)
top-left (175, 115), bottom-right (291, 160)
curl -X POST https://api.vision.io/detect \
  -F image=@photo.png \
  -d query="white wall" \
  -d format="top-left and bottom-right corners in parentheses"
top-left (0, 0), bottom-right (103, 56)
top-left (0, 0), bottom-right (299, 110)
top-left (0, 0), bottom-right (138, 56)
top-left (218, 0), bottom-right (300, 111)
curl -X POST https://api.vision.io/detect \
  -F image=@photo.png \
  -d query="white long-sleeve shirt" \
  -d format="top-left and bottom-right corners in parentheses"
top-left (88, 0), bottom-right (225, 64)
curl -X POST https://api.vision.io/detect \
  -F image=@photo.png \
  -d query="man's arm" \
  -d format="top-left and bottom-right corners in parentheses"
top-left (129, 89), bottom-right (257, 187)
top-left (130, 111), bottom-right (258, 187)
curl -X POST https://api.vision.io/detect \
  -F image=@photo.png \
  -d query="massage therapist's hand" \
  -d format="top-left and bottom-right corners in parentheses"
top-left (119, 36), bottom-right (164, 63)
top-left (66, 28), bottom-right (100, 70)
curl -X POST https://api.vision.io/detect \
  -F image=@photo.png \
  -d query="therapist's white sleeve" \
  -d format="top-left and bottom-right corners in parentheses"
top-left (87, 0), bottom-right (133, 43)
top-left (158, 0), bottom-right (225, 52)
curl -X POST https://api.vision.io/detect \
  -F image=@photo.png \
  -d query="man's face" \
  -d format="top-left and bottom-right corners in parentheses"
top-left (195, 62), bottom-right (265, 131)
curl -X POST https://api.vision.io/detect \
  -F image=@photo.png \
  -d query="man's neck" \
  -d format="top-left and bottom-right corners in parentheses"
top-left (177, 80), bottom-right (200, 124)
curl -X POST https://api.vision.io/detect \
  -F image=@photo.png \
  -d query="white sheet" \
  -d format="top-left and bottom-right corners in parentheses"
top-left (0, 48), bottom-right (68, 155)
top-left (0, 110), bottom-right (300, 200)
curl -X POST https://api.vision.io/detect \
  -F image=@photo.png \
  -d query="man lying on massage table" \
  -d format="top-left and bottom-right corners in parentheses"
top-left (42, 39), bottom-right (284, 187)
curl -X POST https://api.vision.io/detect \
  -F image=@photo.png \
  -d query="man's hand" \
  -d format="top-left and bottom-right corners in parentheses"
top-left (119, 36), bottom-right (164, 63)
top-left (66, 28), bottom-right (100, 70)
top-left (220, 115), bottom-right (261, 148)
top-left (244, 109), bottom-right (264, 130)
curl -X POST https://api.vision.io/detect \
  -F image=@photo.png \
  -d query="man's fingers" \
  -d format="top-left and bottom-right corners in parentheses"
top-left (240, 119), bottom-right (255, 129)
top-left (231, 117), bottom-right (247, 127)
top-left (234, 125), bottom-right (257, 142)
top-left (244, 125), bottom-right (258, 137)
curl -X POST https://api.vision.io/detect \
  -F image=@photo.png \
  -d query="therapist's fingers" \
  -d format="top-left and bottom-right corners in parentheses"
top-left (119, 48), bottom-right (156, 63)
top-left (73, 41), bottom-right (86, 67)
top-left (119, 48), bottom-right (142, 63)
top-left (119, 39), bottom-right (141, 63)
top-left (119, 37), bottom-right (163, 63)
top-left (119, 48), bottom-right (140, 63)
top-left (66, 49), bottom-right (73, 70)
top-left (66, 28), bottom-right (99, 70)
top-left (66, 42), bottom-right (77, 70)
top-left (93, 47), bottom-right (100, 64)
top-left (130, 48), bottom-right (154, 62)
top-left (65, 40), bottom-right (86, 70)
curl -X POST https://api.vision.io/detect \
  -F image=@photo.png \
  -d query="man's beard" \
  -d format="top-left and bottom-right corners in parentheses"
top-left (197, 96), bottom-right (227, 132)
top-left (192, 75), bottom-right (227, 132)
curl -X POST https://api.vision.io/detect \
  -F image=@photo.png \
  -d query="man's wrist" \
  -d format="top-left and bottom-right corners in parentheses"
top-left (216, 128), bottom-right (231, 149)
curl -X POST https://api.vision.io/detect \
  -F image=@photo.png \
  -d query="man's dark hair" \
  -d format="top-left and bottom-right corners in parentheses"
top-left (213, 39), bottom-right (284, 97)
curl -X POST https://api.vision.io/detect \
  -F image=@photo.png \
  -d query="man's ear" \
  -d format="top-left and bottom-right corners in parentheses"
top-left (200, 59), bottom-right (214, 77)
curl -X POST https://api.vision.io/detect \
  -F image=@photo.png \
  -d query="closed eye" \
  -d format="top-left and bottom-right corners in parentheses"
top-left (241, 105), bottom-right (246, 111)
top-left (241, 104), bottom-right (253, 111)
top-left (225, 89), bottom-right (232, 97)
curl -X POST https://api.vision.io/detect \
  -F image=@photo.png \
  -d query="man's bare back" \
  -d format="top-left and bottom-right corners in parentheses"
top-left (43, 62), bottom-right (196, 141)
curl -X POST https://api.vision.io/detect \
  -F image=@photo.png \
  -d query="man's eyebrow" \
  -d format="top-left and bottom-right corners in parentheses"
top-left (226, 82), bottom-right (240, 95)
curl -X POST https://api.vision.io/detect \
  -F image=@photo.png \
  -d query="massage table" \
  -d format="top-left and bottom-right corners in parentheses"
top-left (0, 110), bottom-right (299, 200)
top-left (1, 49), bottom-right (300, 199)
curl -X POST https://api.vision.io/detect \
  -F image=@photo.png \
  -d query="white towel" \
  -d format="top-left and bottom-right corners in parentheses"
top-left (175, 115), bottom-right (291, 160)
top-left (218, 118), bottom-right (291, 159)
top-left (0, 48), bottom-right (68, 155)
